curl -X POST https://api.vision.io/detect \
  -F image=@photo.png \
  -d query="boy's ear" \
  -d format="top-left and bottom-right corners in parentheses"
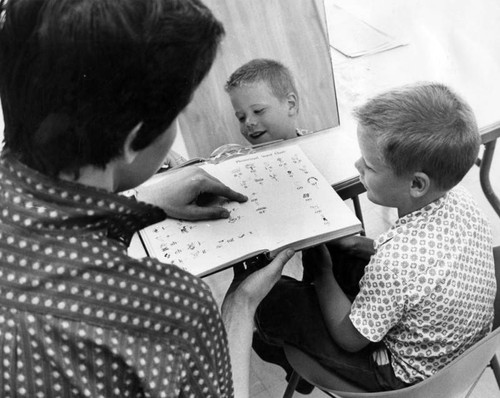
top-left (286, 92), bottom-right (299, 115)
top-left (409, 171), bottom-right (431, 198)
top-left (122, 122), bottom-right (144, 164)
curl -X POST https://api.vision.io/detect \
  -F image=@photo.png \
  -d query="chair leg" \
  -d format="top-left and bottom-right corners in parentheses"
top-left (464, 368), bottom-right (488, 398)
top-left (479, 140), bottom-right (500, 217)
top-left (283, 370), bottom-right (301, 398)
top-left (465, 355), bottom-right (500, 398)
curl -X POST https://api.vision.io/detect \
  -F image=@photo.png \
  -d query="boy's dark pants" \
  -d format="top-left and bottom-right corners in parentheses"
top-left (253, 245), bottom-right (410, 392)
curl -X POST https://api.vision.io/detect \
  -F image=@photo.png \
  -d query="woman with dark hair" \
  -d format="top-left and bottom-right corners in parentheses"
top-left (0, 0), bottom-right (293, 396)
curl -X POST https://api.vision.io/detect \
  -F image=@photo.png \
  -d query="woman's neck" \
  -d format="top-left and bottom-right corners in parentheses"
top-left (59, 163), bottom-right (116, 192)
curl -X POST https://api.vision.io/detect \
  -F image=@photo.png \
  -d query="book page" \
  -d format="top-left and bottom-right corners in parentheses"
top-left (139, 146), bottom-right (361, 276)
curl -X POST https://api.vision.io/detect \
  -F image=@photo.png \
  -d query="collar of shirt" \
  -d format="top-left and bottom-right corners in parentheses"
top-left (374, 190), bottom-right (451, 250)
top-left (295, 128), bottom-right (313, 136)
top-left (0, 152), bottom-right (166, 246)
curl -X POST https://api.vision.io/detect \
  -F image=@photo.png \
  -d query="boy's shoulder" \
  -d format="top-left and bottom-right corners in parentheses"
top-left (411, 184), bottom-right (486, 225)
top-left (446, 185), bottom-right (489, 222)
top-left (448, 184), bottom-right (478, 203)
top-left (375, 184), bottom-right (491, 251)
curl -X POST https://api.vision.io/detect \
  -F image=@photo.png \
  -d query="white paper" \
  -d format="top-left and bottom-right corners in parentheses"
top-left (325, 2), bottom-right (406, 58)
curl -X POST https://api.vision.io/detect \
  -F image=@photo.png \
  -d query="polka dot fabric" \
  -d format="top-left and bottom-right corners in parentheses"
top-left (350, 185), bottom-right (496, 384)
top-left (0, 154), bottom-right (234, 397)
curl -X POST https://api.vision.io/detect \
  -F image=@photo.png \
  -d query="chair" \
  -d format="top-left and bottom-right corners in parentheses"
top-left (282, 246), bottom-right (500, 398)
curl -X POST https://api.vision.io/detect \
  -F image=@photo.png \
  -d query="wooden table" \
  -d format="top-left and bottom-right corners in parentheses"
top-left (325, 0), bottom-right (500, 216)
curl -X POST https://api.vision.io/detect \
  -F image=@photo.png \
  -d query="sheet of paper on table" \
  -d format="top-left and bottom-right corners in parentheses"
top-left (324, 2), bottom-right (407, 58)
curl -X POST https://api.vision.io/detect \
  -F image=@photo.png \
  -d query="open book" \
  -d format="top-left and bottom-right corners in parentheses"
top-left (138, 145), bottom-right (362, 277)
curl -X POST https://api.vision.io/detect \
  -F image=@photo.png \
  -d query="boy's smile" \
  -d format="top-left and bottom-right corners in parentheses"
top-left (247, 129), bottom-right (267, 140)
top-left (228, 82), bottom-right (298, 145)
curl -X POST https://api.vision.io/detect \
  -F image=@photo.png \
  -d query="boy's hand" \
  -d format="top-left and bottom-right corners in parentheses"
top-left (135, 166), bottom-right (247, 220)
top-left (327, 236), bottom-right (375, 261)
top-left (302, 244), bottom-right (333, 281)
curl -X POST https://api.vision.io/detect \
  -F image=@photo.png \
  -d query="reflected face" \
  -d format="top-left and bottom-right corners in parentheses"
top-left (228, 82), bottom-right (298, 145)
top-left (354, 124), bottom-right (410, 209)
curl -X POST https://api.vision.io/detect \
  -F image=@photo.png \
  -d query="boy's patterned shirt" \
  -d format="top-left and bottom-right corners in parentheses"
top-left (0, 153), bottom-right (234, 397)
top-left (350, 185), bottom-right (496, 384)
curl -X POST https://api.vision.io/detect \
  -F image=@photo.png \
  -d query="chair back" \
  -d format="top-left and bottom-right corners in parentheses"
top-left (493, 246), bottom-right (500, 329)
top-left (286, 328), bottom-right (500, 398)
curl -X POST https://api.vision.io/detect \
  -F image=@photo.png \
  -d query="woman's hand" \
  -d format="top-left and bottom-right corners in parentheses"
top-left (136, 166), bottom-right (247, 220)
top-left (221, 249), bottom-right (295, 398)
top-left (222, 249), bottom-right (295, 314)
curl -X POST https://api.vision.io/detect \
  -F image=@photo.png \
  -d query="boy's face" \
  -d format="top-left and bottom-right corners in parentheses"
top-left (228, 82), bottom-right (298, 145)
top-left (355, 124), bottom-right (412, 210)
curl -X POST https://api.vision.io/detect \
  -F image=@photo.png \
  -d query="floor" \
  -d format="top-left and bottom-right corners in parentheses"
top-left (204, 145), bottom-right (500, 398)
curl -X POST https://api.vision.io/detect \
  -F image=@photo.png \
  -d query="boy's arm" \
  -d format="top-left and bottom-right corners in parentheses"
top-left (328, 236), bottom-right (375, 261)
top-left (303, 245), bottom-right (370, 352)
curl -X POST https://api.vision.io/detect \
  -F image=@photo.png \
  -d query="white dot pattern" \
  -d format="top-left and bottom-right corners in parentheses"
top-left (0, 155), bottom-right (234, 397)
top-left (350, 185), bottom-right (496, 384)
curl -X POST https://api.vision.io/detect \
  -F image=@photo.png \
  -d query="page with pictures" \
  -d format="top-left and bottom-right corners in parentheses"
top-left (139, 145), bottom-right (361, 276)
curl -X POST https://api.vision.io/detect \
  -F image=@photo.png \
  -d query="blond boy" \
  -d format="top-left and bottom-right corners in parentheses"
top-left (225, 59), bottom-right (310, 145)
top-left (254, 83), bottom-right (496, 393)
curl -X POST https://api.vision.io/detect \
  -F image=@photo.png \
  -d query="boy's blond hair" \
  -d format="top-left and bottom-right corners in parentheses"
top-left (354, 83), bottom-right (480, 190)
top-left (225, 58), bottom-right (298, 103)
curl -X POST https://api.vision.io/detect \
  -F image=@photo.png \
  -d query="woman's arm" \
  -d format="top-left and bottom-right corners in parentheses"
top-left (221, 250), bottom-right (295, 398)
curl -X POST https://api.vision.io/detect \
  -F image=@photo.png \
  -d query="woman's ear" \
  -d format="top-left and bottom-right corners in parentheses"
top-left (410, 171), bottom-right (431, 198)
top-left (122, 122), bottom-right (144, 164)
top-left (286, 92), bottom-right (299, 115)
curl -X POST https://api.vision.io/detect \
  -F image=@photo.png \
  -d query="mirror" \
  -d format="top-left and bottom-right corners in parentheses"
top-left (177, 0), bottom-right (339, 158)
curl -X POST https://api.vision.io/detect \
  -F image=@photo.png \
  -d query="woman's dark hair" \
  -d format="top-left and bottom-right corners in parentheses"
top-left (0, 0), bottom-right (224, 176)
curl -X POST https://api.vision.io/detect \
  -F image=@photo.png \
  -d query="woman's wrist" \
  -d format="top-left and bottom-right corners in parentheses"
top-left (221, 289), bottom-right (257, 321)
